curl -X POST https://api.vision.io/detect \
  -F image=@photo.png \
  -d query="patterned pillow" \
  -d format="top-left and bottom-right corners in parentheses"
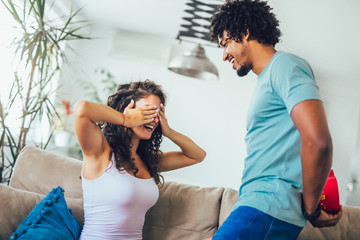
top-left (10, 186), bottom-right (82, 240)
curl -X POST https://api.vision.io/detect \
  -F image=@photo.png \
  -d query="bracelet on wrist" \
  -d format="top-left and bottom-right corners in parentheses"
top-left (121, 113), bottom-right (125, 126)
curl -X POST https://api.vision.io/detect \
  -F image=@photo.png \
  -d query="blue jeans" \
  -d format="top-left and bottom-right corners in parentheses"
top-left (212, 206), bottom-right (303, 240)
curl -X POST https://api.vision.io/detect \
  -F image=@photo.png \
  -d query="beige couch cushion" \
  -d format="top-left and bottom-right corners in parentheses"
top-left (143, 181), bottom-right (224, 240)
top-left (0, 184), bottom-right (83, 240)
top-left (218, 188), bottom-right (238, 227)
top-left (297, 205), bottom-right (360, 240)
top-left (10, 146), bottom-right (82, 198)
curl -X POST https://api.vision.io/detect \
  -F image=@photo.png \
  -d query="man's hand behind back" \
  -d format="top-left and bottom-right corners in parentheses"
top-left (310, 206), bottom-right (343, 228)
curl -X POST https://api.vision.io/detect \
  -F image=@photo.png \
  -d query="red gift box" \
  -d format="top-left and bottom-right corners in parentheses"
top-left (319, 169), bottom-right (341, 213)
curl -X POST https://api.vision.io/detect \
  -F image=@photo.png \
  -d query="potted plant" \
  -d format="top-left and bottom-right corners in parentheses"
top-left (53, 100), bottom-right (73, 148)
top-left (0, 0), bottom-right (90, 183)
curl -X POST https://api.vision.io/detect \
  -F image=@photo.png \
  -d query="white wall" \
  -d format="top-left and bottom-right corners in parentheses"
top-left (58, 0), bottom-right (360, 203)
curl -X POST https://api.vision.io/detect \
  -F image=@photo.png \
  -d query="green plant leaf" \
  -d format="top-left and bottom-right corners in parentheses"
top-left (28, 0), bottom-right (39, 17)
top-left (58, 7), bottom-right (82, 40)
top-left (45, 98), bottom-right (59, 118)
top-left (42, 129), bottom-right (54, 149)
top-left (0, 128), bottom-right (5, 151)
top-left (0, 99), bottom-right (3, 120)
top-left (5, 132), bottom-right (16, 162)
top-left (36, 0), bottom-right (45, 20)
top-left (1, 0), bottom-right (23, 26)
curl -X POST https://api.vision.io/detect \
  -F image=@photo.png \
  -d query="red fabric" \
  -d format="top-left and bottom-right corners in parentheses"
top-left (319, 169), bottom-right (341, 213)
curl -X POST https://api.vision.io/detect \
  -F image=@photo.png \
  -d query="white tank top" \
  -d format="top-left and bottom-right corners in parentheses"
top-left (80, 155), bottom-right (159, 240)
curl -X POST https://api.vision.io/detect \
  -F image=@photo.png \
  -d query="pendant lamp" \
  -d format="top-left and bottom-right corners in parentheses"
top-left (168, 44), bottom-right (218, 81)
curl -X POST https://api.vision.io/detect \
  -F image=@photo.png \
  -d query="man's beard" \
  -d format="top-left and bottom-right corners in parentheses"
top-left (236, 63), bottom-right (252, 77)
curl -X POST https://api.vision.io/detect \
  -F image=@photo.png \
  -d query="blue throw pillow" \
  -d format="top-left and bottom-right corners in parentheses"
top-left (10, 186), bottom-right (82, 240)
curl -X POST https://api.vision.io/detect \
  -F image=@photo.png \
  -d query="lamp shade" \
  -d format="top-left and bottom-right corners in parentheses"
top-left (168, 44), bottom-right (218, 81)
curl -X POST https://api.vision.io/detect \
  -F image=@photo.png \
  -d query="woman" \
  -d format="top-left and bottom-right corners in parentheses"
top-left (75, 80), bottom-right (206, 239)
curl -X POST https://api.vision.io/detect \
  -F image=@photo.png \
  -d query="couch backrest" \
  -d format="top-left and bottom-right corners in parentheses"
top-left (10, 146), bottom-right (82, 198)
top-left (143, 181), bottom-right (228, 240)
top-left (218, 188), bottom-right (239, 226)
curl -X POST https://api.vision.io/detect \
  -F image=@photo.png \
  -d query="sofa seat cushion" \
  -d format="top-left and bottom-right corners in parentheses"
top-left (0, 185), bottom-right (83, 240)
top-left (143, 181), bottom-right (224, 240)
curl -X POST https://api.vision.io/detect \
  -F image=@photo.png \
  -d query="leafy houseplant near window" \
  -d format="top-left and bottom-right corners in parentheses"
top-left (53, 99), bottom-right (74, 148)
top-left (0, 0), bottom-right (90, 183)
top-left (79, 68), bottom-right (119, 104)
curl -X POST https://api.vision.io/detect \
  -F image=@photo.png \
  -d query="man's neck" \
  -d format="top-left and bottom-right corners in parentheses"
top-left (249, 42), bottom-right (277, 75)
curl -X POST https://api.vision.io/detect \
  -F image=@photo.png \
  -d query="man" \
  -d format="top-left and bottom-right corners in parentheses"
top-left (208, 0), bottom-right (342, 239)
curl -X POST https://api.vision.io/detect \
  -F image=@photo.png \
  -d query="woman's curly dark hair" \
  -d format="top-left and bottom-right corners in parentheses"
top-left (210, 0), bottom-right (282, 46)
top-left (99, 80), bottom-right (166, 186)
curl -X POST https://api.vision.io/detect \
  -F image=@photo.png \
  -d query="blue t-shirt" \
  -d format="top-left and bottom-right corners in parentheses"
top-left (233, 51), bottom-right (321, 227)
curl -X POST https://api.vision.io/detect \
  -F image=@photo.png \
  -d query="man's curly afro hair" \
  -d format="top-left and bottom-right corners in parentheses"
top-left (210, 0), bottom-right (282, 46)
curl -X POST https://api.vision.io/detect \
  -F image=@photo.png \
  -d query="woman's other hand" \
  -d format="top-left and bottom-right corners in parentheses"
top-left (158, 103), bottom-right (172, 137)
top-left (123, 99), bottom-right (158, 128)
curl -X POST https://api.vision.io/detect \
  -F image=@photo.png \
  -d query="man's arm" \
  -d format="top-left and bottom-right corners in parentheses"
top-left (291, 99), bottom-right (342, 227)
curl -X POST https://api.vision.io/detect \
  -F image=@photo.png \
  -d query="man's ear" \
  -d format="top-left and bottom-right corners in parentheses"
top-left (244, 29), bottom-right (250, 41)
top-left (238, 30), bottom-right (250, 42)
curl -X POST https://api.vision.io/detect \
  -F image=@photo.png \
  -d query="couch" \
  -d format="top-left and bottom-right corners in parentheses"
top-left (1, 146), bottom-right (359, 240)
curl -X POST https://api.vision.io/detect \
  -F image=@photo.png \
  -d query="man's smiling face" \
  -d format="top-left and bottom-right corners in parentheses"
top-left (219, 30), bottom-right (253, 77)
